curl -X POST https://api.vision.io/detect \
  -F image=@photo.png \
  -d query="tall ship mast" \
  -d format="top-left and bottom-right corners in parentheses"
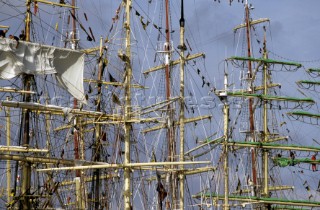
top-left (195, 1), bottom-right (320, 209)
top-left (0, 1), bottom-right (319, 210)
top-left (0, 1), bottom-right (211, 209)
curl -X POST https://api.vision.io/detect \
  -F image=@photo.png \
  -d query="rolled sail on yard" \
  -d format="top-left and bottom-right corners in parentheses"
top-left (0, 38), bottom-right (86, 103)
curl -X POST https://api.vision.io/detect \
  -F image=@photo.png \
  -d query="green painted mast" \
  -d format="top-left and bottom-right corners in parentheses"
top-left (211, 3), bottom-right (316, 208)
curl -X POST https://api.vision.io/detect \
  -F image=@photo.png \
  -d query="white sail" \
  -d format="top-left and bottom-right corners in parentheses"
top-left (0, 38), bottom-right (86, 103)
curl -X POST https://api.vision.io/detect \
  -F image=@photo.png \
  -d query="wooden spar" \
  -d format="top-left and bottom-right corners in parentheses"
top-left (54, 120), bottom-right (95, 131)
top-left (184, 136), bottom-right (224, 156)
top-left (55, 118), bottom-right (163, 131)
top-left (139, 97), bottom-right (179, 115)
top-left (81, 46), bottom-right (101, 54)
top-left (228, 56), bottom-right (302, 67)
top-left (215, 83), bottom-right (281, 94)
top-left (124, 1), bottom-right (132, 209)
top-left (1, 101), bottom-right (121, 119)
top-left (0, 146), bottom-right (48, 153)
top-left (36, 161), bottom-right (211, 172)
top-left (142, 115), bottom-right (211, 133)
top-left (0, 25), bottom-right (9, 28)
top-left (34, 0), bottom-right (78, 8)
top-left (225, 92), bottom-right (314, 103)
top-left (142, 124), bottom-right (166, 133)
top-left (1, 98), bottom-right (309, 119)
top-left (200, 139), bottom-right (320, 153)
top-left (92, 118), bottom-right (162, 124)
top-left (84, 79), bottom-right (146, 89)
top-left (143, 53), bottom-right (205, 75)
top-left (226, 141), bottom-right (320, 152)
top-left (0, 87), bottom-right (36, 94)
top-left (288, 111), bottom-right (320, 118)
top-left (254, 83), bottom-right (281, 91)
top-left (183, 166), bottom-right (216, 175)
top-left (179, 0), bottom-right (185, 208)
top-left (60, 174), bottom-right (119, 186)
top-left (233, 18), bottom-right (269, 31)
top-left (143, 167), bottom-right (217, 181)
top-left (139, 97), bottom-right (179, 112)
top-left (0, 154), bottom-right (109, 166)
top-left (149, 166), bottom-right (216, 176)
top-left (232, 185), bottom-right (294, 195)
top-left (192, 193), bottom-right (320, 208)
top-left (266, 136), bottom-right (288, 143)
top-left (140, 103), bottom-right (173, 116)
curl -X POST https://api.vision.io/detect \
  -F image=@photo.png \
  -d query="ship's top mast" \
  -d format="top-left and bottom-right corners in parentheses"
top-left (244, 0), bottom-right (259, 196)
top-left (124, 1), bottom-right (133, 209)
top-left (179, 1), bottom-right (186, 209)
top-left (163, 0), bottom-right (177, 208)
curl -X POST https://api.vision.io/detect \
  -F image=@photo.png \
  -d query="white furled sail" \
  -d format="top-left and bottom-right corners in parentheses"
top-left (0, 38), bottom-right (86, 103)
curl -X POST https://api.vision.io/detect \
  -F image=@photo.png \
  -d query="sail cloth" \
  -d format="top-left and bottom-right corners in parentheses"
top-left (0, 38), bottom-right (86, 103)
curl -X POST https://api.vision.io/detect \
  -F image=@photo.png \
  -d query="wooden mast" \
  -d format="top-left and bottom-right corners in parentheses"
top-left (25, 0), bottom-right (31, 42)
top-left (21, 77), bottom-right (32, 210)
top-left (71, 0), bottom-right (80, 177)
top-left (164, 0), bottom-right (177, 208)
top-left (6, 96), bottom-right (11, 206)
top-left (217, 73), bottom-right (231, 210)
top-left (262, 28), bottom-right (270, 206)
top-left (91, 36), bottom-right (105, 209)
top-left (4, 1), bottom-right (81, 209)
top-left (140, 2), bottom-right (206, 208)
top-left (223, 98), bottom-right (230, 210)
top-left (179, 0), bottom-right (185, 209)
top-left (21, 1), bottom-right (32, 209)
top-left (124, 0), bottom-right (132, 209)
top-left (70, 0), bottom-right (85, 208)
top-left (244, 1), bottom-right (258, 195)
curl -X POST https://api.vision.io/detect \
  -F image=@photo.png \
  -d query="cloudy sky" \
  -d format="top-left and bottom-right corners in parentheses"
top-left (2, 0), bottom-right (319, 66)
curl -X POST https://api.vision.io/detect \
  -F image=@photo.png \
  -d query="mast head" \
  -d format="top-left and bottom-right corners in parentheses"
top-left (180, 0), bottom-right (185, 27)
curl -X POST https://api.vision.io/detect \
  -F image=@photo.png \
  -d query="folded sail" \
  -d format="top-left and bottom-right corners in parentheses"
top-left (0, 38), bottom-right (86, 103)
